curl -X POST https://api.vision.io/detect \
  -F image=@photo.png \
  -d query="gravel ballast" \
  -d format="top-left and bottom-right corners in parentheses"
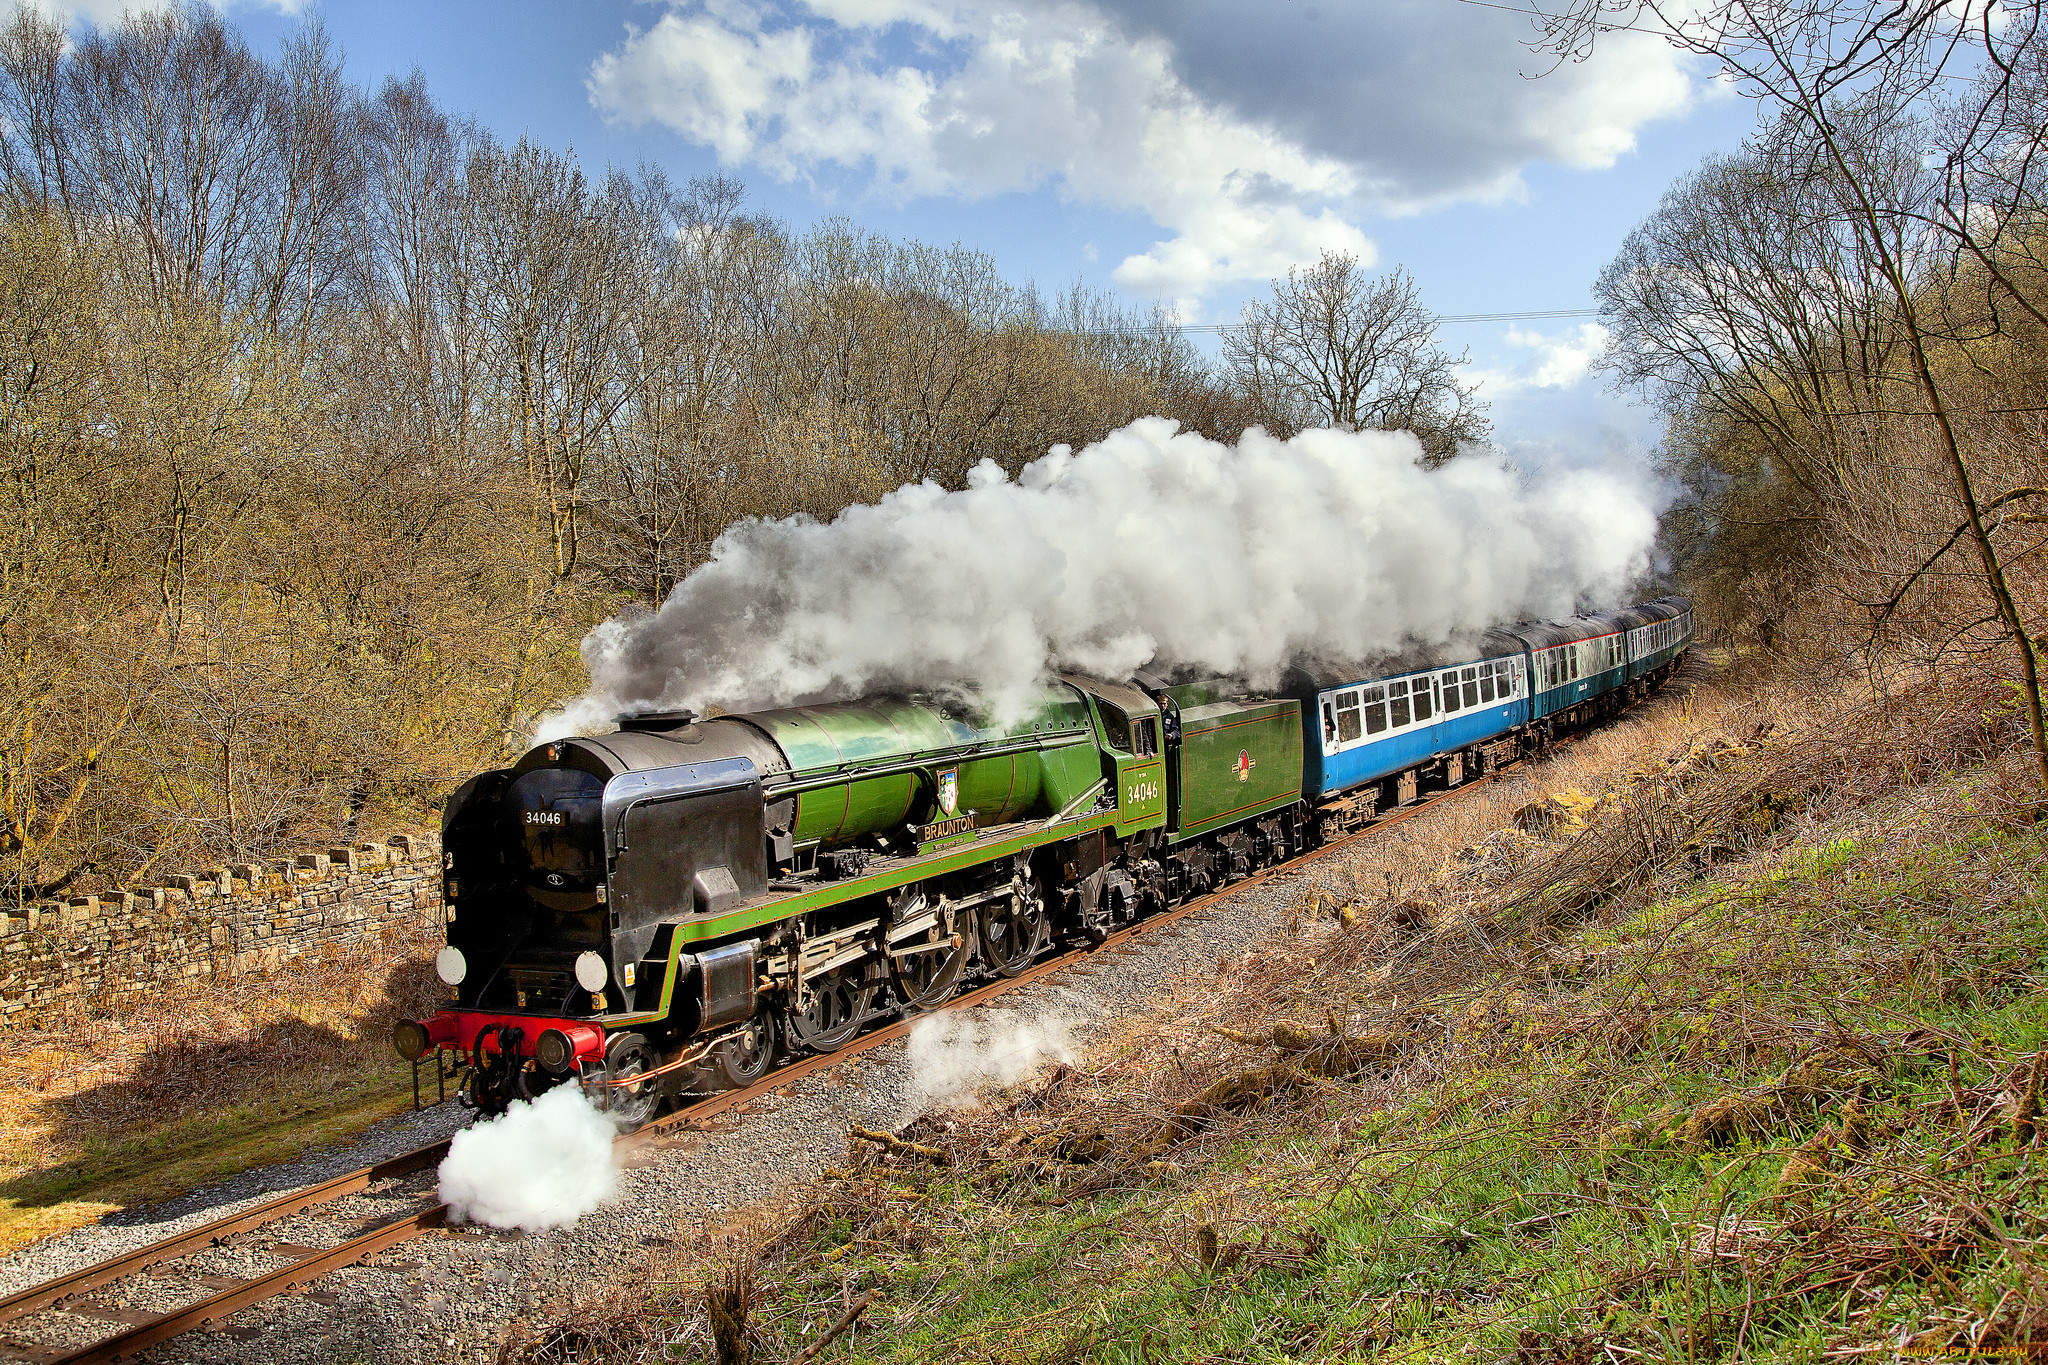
top-left (0, 832), bottom-right (1468, 1365)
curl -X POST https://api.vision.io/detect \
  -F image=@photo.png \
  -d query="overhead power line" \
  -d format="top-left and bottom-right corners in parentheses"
top-left (1065, 308), bottom-right (1602, 338)
top-left (1438, 308), bottom-right (1603, 323)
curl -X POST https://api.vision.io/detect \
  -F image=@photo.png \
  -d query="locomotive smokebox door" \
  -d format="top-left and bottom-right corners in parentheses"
top-left (601, 758), bottom-right (769, 1008)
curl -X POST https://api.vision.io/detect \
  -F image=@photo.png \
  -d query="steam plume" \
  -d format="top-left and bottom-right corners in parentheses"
top-left (437, 1085), bottom-right (618, 1231)
top-left (541, 419), bottom-right (1658, 735)
top-left (906, 1010), bottom-right (1079, 1107)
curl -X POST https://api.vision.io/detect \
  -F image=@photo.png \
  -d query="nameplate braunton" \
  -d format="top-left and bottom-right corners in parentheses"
top-left (916, 813), bottom-right (978, 853)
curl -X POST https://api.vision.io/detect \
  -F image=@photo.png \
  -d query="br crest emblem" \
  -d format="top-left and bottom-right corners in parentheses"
top-left (1234, 750), bottom-right (1256, 782)
top-left (937, 768), bottom-right (959, 816)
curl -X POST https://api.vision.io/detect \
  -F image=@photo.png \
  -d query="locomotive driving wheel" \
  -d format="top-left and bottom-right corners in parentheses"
top-left (711, 1017), bottom-right (776, 1088)
top-left (593, 1031), bottom-right (661, 1131)
top-left (885, 884), bottom-right (966, 1012)
top-left (784, 963), bottom-right (876, 1053)
top-left (978, 863), bottom-right (1047, 977)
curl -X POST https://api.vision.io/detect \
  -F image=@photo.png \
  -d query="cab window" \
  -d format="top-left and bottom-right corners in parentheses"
top-left (1134, 718), bottom-right (1158, 757)
top-left (1098, 703), bottom-right (1132, 752)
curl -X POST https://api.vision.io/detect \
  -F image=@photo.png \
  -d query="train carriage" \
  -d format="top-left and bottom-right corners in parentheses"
top-left (400, 594), bottom-right (1696, 1129)
top-left (1628, 597), bottom-right (1694, 679)
top-left (1295, 650), bottom-right (1529, 814)
top-left (1516, 614), bottom-right (1630, 723)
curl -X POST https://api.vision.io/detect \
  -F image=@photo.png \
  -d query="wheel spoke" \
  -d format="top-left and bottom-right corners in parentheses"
top-left (978, 881), bottom-right (1045, 978)
top-left (786, 965), bottom-right (874, 1052)
top-left (887, 885), bottom-right (966, 1012)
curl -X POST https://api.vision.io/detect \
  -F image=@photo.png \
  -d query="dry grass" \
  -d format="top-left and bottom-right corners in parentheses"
top-left (506, 657), bottom-right (2048, 1363)
top-left (0, 925), bottom-right (444, 1252)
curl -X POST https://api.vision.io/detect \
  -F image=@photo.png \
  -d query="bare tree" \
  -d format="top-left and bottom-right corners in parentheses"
top-left (1538, 0), bottom-right (2048, 786)
top-left (1224, 254), bottom-right (1489, 461)
top-left (0, 0), bottom-right (1290, 891)
top-left (1595, 116), bottom-right (1929, 645)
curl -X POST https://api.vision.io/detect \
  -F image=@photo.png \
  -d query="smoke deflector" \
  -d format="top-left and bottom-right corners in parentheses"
top-left (600, 757), bottom-right (768, 1007)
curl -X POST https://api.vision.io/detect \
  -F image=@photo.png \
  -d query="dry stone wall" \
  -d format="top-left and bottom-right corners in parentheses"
top-left (0, 835), bottom-right (443, 1022)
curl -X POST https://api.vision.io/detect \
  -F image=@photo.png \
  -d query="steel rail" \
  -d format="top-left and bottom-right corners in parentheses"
top-left (3, 659), bottom-right (1699, 1365)
top-left (0, 1144), bottom-right (449, 1331)
top-left (49, 1203), bottom-right (449, 1365)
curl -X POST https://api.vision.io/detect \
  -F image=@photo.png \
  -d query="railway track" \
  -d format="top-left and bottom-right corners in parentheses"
top-left (0, 672), bottom-right (1700, 1365)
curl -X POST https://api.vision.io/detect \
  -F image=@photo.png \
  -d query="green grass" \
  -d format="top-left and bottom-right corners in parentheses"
top-left (708, 796), bottom-right (2048, 1362)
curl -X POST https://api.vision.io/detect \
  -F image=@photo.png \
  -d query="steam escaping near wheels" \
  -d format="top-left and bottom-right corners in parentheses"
top-left (538, 418), bottom-right (1661, 738)
top-left (906, 1009), bottom-right (1080, 1109)
top-left (437, 1086), bottom-right (619, 1232)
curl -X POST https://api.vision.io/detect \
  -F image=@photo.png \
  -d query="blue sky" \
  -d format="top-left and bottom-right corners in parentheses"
top-left (86, 0), bottom-right (1763, 456)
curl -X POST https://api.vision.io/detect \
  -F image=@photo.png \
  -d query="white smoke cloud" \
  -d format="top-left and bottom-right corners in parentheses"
top-left (539, 419), bottom-right (1660, 738)
top-left (906, 1009), bottom-right (1078, 1107)
top-left (437, 1086), bottom-right (619, 1232)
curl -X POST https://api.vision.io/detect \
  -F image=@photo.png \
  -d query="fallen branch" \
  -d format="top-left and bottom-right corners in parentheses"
top-left (850, 1126), bottom-right (952, 1166)
top-left (791, 1291), bottom-right (875, 1365)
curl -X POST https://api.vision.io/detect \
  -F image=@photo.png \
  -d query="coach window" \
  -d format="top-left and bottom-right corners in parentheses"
top-left (1388, 678), bottom-right (1411, 728)
top-left (1322, 700), bottom-right (1337, 745)
top-left (1411, 676), bottom-right (1434, 723)
top-left (1439, 671), bottom-right (1462, 714)
top-left (1478, 665), bottom-right (1495, 704)
top-left (1335, 689), bottom-right (1363, 744)
top-left (1568, 649), bottom-right (1580, 681)
top-left (1134, 717), bottom-right (1159, 757)
top-left (1362, 685), bottom-right (1388, 734)
top-left (1462, 666), bottom-right (1479, 708)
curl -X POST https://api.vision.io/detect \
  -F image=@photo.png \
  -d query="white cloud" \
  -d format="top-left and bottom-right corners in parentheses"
top-left (1469, 323), bottom-right (1611, 398)
top-left (589, 0), bottom-right (1698, 305)
top-left (590, 0), bottom-right (1371, 303)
